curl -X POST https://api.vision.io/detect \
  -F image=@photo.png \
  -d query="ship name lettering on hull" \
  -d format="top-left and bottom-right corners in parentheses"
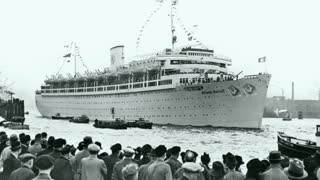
top-left (201, 89), bottom-right (225, 94)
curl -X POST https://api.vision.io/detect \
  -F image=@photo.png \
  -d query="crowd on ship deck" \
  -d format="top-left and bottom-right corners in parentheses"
top-left (0, 131), bottom-right (318, 180)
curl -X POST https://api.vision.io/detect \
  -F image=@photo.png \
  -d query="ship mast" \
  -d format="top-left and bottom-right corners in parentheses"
top-left (170, 0), bottom-right (177, 50)
top-left (73, 42), bottom-right (77, 78)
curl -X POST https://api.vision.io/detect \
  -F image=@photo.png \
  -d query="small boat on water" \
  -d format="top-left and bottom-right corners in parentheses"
top-left (69, 115), bottom-right (89, 123)
top-left (3, 122), bottom-right (29, 130)
top-left (282, 117), bottom-right (292, 121)
top-left (51, 113), bottom-right (74, 120)
top-left (93, 118), bottom-right (127, 130)
top-left (127, 118), bottom-right (153, 129)
top-left (277, 132), bottom-right (320, 159)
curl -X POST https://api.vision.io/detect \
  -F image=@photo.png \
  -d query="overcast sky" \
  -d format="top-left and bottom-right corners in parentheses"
top-left (0, 0), bottom-right (320, 109)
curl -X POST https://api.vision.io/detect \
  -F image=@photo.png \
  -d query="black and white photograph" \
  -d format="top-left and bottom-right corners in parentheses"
top-left (0, 0), bottom-right (320, 180)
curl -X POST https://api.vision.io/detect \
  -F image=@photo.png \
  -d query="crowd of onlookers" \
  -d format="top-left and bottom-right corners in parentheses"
top-left (0, 131), bottom-right (320, 180)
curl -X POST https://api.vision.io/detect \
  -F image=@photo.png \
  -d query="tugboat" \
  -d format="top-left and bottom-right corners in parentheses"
top-left (282, 112), bottom-right (292, 121)
top-left (51, 113), bottom-right (74, 120)
top-left (277, 125), bottom-right (320, 159)
top-left (93, 118), bottom-right (127, 130)
top-left (69, 115), bottom-right (89, 123)
top-left (127, 118), bottom-right (153, 129)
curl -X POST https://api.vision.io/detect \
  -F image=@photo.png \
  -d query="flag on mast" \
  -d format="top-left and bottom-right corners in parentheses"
top-left (258, 56), bottom-right (266, 63)
top-left (63, 53), bottom-right (71, 58)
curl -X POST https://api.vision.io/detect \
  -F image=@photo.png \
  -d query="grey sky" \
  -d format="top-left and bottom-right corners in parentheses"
top-left (0, 0), bottom-right (320, 109)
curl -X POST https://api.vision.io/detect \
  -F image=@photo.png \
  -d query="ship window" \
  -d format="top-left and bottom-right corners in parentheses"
top-left (148, 82), bottom-right (157, 87)
top-left (158, 79), bottom-right (172, 86)
top-left (170, 60), bottom-right (180, 64)
top-left (107, 86), bottom-right (115, 91)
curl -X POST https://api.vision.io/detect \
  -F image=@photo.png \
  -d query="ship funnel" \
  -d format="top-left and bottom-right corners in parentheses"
top-left (110, 45), bottom-right (125, 72)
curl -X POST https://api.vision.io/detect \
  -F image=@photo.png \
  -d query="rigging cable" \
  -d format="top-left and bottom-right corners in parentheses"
top-left (136, 0), bottom-right (166, 52)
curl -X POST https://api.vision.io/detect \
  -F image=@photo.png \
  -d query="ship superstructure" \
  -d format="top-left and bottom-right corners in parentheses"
top-left (35, 0), bottom-right (271, 129)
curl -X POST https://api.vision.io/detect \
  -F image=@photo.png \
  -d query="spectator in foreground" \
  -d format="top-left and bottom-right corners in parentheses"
top-left (103, 143), bottom-right (122, 180)
top-left (177, 162), bottom-right (204, 180)
top-left (80, 143), bottom-right (107, 180)
top-left (138, 149), bottom-right (157, 180)
top-left (284, 159), bottom-right (308, 180)
top-left (2, 140), bottom-right (22, 180)
top-left (33, 155), bottom-right (55, 180)
top-left (259, 151), bottom-right (289, 180)
top-left (51, 145), bottom-right (74, 180)
top-left (136, 144), bottom-right (152, 167)
top-left (112, 146), bottom-right (136, 180)
top-left (209, 161), bottom-right (225, 180)
top-left (147, 145), bottom-right (172, 180)
top-left (123, 163), bottom-right (139, 180)
top-left (245, 158), bottom-right (263, 180)
top-left (165, 146), bottom-right (182, 176)
top-left (224, 153), bottom-right (245, 180)
top-left (8, 153), bottom-right (36, 180)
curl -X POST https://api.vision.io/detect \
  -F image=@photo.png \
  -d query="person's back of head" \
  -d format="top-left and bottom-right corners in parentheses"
top-left (210, 161), bottom-right (225, 179)
top-left (88, 144), bottom-right (100, 155)
top-left (47, 136), bottom-right (55, 148)
top-left (19, 153), bottom-right (36, 169)
top-left (122, 163), bottom-right (138, 180)
top-left (246, 158), bottom-right (263, 179)
top-left (201, 152), bottom-right (211, 166)
top-left (154, 145), bottom-right (167, 159)
top-left (35, 133), bottom-right (42, 142)
top-left (41, 132), bottom-right (47, 139)
top-left (184, 150), bottom-right (196, 163)
top-left (34, 155), bottom-right (55, 173)
top-left (123, 147), bottom-right (135, 158)
top-left (268, 151), bottom-right (284, 165)
top-left (141, 144), bottom-right (152, 156)
top-left (284, 159), bottom-right (308, 180)
top-left (83, 136), bottom-right (93, 149)
top-left (110, 143), bottom-right (122, 155)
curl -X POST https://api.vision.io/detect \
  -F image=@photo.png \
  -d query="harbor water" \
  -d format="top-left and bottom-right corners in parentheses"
top-left (1, 111), bottom-right (318, 168)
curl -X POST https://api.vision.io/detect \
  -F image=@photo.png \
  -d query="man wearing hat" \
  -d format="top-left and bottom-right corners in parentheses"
top-left (20, 135), bottom-right (31, 155)
top-left (137, 144), bottom-right (152, 167)
top-left (138, 148), bottom-right (157, 180)
top-left (0, 133), bottom-right (9, 154)
top-left (49, 138), bottom-right (66, 160)
top-left (33, 155), bottom-right (55, 180)
top-left (37, 136), bottom-right (55, 156)
top-left (74, 136), bottom-right (93, 180)
top-left (224, 154), bottom-right (245, 180)
top-left (147, 145), bottom-right (172, 180)
top-left (29, 134), bottom-right (42, 156)
top-left (0, 134), bottom-right (19, 169)
top-left (80, 143), bottom-right (107, 180)
top-left (165, 146), bottom-right (182, 177)
top-left (102, 143), bottom-right (122, 180)
top-left (303, 150), bottom-right (320, 180)
top-left (8, 153), bottom-right (36, 180)
top-left (112, 146), bottom-right (137, 180)
top-left (50, 145), bottom-right (74, 180)
top-left (177, 162), bottom-right (204, 180)
top-left (175, 150), bottom-right (208, 180)
top-left (260, 151), bottom-right (289, 180)
top-left (1, 140), bottom-right (22, 180)
top-left (284, 159), bottom-right (308, 180)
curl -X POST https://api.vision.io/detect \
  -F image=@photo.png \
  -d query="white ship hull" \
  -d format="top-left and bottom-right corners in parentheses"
top-left (35, 74), bottom-right (271, 129)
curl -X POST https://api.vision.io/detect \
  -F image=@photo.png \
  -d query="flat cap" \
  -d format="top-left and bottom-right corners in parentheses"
top-left (19, 153), bottom-right (36, 163)
top-left (123, 146), bottom-right (135, 156)
top-left (35, 155), bottom-right (55, 170)
top-left (88, 143), bottom-right (101, 152)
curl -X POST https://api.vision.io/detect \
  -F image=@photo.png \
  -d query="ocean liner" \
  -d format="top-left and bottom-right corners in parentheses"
top-left (35, 0), bottom-right (271, 129)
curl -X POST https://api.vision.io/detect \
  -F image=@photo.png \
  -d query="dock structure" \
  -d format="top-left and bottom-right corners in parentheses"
top-left (0, 98), bottom-right (25, 122)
